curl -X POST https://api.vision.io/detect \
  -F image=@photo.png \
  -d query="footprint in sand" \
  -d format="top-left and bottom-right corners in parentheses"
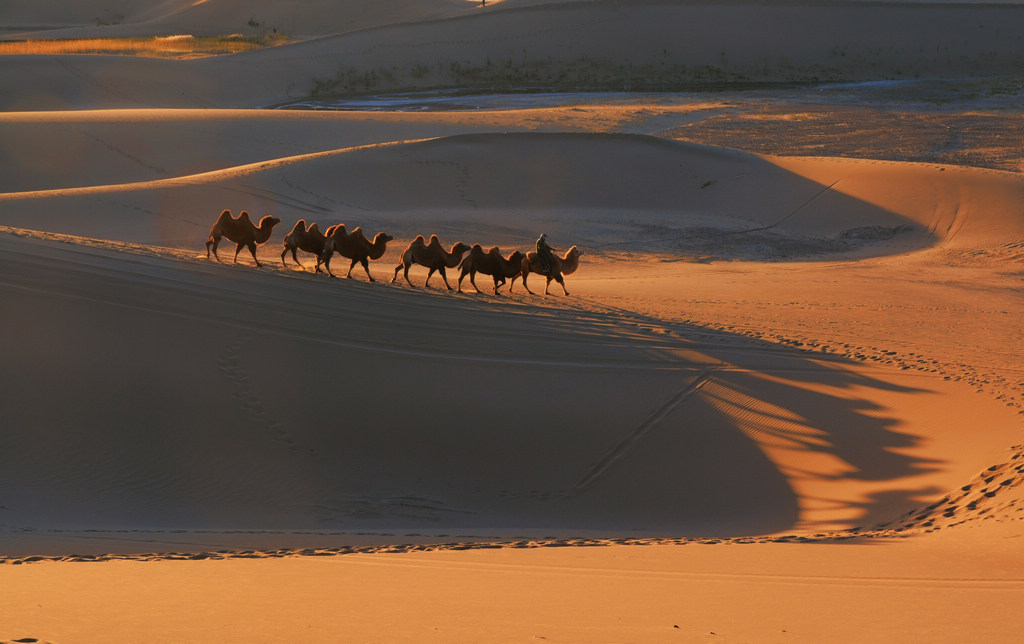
top-left (217, 335), bottom-right (299, 451)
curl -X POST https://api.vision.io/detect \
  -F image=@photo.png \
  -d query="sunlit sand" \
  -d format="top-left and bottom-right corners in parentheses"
top-left (1, 1), bottom-right (1023, 642)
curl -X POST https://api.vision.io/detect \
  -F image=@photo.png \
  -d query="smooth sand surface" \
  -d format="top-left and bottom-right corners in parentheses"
top-left (2, 1), bottom-right (1023, 642)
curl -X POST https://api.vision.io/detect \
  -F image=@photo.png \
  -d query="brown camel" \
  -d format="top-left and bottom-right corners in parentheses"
top-left (206, 209), bottom-right (281, 268)
top-left (511, 245), bottom-right (583, 295)
top-left (392, 234), bottom-right (472, 290)
top-left (280, 219), bottom-right (327, 272)
top-left (457, 245), bottom-right (525, 295)
top-left (320, 225), bottom-right (394, 280)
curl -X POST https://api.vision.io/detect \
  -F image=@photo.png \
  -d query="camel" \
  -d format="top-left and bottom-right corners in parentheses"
top-left (511, 245), bottom-right (584, 295)
top-left (457, 245), bottom-right (525, 295)
top-left (320, 224), bottom-right (394, 280)
top-left (206, 209), bottom-right (281, 268)
top-left (280, 219), bottom-right (327, 272)
top-left (392, 234), bottom-right (472, 290)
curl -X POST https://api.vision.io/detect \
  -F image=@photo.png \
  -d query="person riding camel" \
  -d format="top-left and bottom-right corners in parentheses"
top-left (536, 233), bottom-right (556, 274)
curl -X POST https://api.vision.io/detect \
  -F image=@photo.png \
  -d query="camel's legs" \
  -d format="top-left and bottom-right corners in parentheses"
top-left (522, 272), bottom-right (535, 295)
top-left (349, 258), bottom-right (374, 282)
top-left (438, 266), bottom-right (453, 291)
top-left (243, 241), bottom-right (261, 268)
top-left (283, 246), bottom-right (303, 268)
top-left (546, 274), bottom-right (569, 296)
top-left (206, 236), bottom-right (221, 261)
top-left (393, 262), bottom-right (414, 286)
top-left (233, 242), bottom-right (244, 263)
top-left (424, 267), bottom-right (436, 288)
top-left (469, 271), bottom-right (482, 294)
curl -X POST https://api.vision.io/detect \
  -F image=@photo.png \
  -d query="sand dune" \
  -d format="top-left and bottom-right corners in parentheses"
top-left (4, 1), bottom-right (1024, 110)
top-left (0, 0), bottom-right (482, 39)
top-left (2, 1), bottom-right (1024, 642)
top-left (9, 123), bottom-right (1018, 258)
top-left (2, 128), bottom-right (1022, 553)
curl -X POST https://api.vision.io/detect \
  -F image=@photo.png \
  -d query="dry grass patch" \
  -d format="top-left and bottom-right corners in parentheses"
top-left (0, 34), bottom-right (289, 59)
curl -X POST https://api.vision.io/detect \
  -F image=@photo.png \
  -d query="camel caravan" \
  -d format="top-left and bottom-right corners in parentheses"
top-left (205, 209), bottom-right (583, 295)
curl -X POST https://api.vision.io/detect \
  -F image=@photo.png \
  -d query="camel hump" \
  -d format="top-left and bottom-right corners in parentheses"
top-left (307, 222), bottom-right (321, 234)
top-left (327, 223), bottom-right (346, 237)
top-left (212, 209), bottom-right (234, 227)
top-left (295, 219), bottom-right (307, 231)
top-left (471, 243), bottom-right (484, 253)
top-left (349, 226), bottom-right (367, 241)
top-left (427, 234), bottom-right (442, 247)
top-left (238, 210), bottom-right (252, 224)
top-left (487, 246), bottom-right (501, 256)
top-left (411, 235), bottom-right (426, 246)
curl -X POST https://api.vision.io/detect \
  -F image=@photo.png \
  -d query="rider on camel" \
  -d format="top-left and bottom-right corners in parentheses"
top-left (536, 233), bottom-right (556, 274)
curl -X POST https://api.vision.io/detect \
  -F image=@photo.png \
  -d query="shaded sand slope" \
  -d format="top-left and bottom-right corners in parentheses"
top-left (4, 2), bottom-right (1024, 110)
top-left (2, 228), bottom-right (1019, 550)
top-left (0, 109), bottom-right (483, 194)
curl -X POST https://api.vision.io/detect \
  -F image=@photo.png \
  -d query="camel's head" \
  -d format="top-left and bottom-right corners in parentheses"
top-left (259, 215), bottom-right (282, 230)
top-left (375, 232), bottom-right (394, 244)
top-left (453, 242), bottom-right (472, 254)
top-left (568, 245), bottom-right (583, 257)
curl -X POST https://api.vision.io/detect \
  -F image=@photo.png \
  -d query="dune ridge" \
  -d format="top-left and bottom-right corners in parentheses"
top-left (6, 129), bottom-right (1005, 260)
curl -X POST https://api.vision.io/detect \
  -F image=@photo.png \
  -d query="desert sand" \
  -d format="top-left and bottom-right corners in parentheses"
top-left (2, 1), bottom-right (1023, 642)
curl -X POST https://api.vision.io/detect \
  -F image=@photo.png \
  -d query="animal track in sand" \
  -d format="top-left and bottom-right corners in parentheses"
top-left (216, 334), bottom-right (300, 452)
top-left (563, 297), bottom-right (1024, 535)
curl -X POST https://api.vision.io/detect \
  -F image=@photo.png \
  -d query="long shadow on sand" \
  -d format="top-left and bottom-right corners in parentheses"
top-left (0, 234), bottom-right (953, 549)
top-left (0, 133), bottom-right (962, 553)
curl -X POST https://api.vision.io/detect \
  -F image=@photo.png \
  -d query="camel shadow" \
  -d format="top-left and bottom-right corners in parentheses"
top-left (238, 278), bottom-right (953, 539)
top-left (0, 133), bottom-right (968, 548)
